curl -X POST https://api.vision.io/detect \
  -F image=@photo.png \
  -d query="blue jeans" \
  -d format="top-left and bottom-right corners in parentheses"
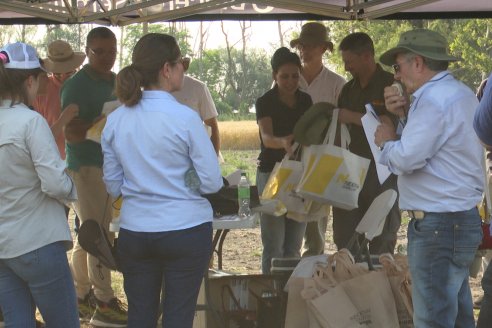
top-left (117, 222), bottom-right (212, 328)
top-left (257, 170), bottom-right (307, 274)
top-left (407, 208), bottom-right (482, 328)
top-left (477, 254), bottom-right (492, 327)
top-left (0, 241), bottom-right (79, 328)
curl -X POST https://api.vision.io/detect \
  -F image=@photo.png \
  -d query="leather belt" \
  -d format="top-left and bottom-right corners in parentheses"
top-left (407, 210), bottom-right (425, 220)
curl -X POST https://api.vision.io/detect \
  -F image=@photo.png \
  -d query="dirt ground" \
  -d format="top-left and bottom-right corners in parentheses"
top-left (72, 214), bottom-right (484, 327)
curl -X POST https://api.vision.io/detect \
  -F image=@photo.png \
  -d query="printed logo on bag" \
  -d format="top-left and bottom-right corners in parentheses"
top-left (350, 309), bottom-right (372, 325)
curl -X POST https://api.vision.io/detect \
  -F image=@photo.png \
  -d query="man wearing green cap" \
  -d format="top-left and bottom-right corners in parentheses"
top-left (291, 21), bottom-right (346, 256)
top-left (333, 32), bottom-right (401, 256)
top-left (375, 28), bottom-right (483, 327)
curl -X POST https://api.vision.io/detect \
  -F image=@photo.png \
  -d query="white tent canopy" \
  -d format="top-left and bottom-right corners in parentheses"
top-left (1, 0), bottom-right (492, 26)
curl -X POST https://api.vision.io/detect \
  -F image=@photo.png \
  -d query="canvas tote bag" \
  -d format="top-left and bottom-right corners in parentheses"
top-left (297, 109), bottom-right (370, 210)
top-left (379, 253), bottom-right (414, 328)
top-left (261, 143), bottom-right (311, 216)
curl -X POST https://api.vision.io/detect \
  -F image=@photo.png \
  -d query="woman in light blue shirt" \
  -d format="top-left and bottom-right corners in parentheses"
top-left (101, 33), bottom-right (222, 328)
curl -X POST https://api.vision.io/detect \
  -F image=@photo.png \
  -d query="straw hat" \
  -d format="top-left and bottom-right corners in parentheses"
top-left (42, 40), bottom-right (85, 74)
top-left (380, 29), bottom-right (460, 66)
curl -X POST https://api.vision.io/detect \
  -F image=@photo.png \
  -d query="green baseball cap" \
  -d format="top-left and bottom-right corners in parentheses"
top-left (294, 102), bottom-right (335, 146)
top-left (380, 28), bottom-right (460, 66)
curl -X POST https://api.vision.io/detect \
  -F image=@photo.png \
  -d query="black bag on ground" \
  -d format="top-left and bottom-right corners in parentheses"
top-left (203, 185), bottom-right (260, 217)
top-left (78, 219), bottom-right (119, 271)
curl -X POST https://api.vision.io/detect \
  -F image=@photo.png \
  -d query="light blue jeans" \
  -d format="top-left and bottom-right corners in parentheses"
top-left (257, 170), bottom-right (306, 274)
top-left (0, 241), bottom-right (79, 328)
top-left (407, 208), bottom-right (482, 328)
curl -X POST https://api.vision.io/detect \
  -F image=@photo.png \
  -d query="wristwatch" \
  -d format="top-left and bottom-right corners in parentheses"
top-left (378, 141), bottom-right (386, 151)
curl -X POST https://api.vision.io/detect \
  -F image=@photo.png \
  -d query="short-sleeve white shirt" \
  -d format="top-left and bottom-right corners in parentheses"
top-left (299, 66), bottom-right (346, 105)
top-left (172, 75), bottom-right (218, 121)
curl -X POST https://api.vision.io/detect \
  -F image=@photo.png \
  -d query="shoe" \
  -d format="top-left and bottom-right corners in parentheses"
top-left (78, 289), bottom-right (97, 320)
top-left (474, 296), bottom-right (483, 309)
top-left (89, 297), bottom-right (127, 327)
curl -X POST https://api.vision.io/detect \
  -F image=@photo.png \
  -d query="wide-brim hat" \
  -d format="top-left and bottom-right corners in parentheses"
top-left (294, 102), bottom-right (336, 146)
top-left (380, 28), bottom-right (460, 66)
top-left (290, 22), bottom-right (334, 51)
top-left (42, 40), bottom-right (85, 74)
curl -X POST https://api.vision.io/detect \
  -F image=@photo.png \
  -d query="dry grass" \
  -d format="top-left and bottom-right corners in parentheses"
top-left (218, 120), bottom-right (259, 150)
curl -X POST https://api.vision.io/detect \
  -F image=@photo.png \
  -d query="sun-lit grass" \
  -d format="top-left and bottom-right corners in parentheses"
top-left (219, 120), bottom-right (259, 150)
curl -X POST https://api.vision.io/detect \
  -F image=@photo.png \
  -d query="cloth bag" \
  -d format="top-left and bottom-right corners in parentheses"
top-left (297, 109), bottom-right (370, 210)
top-left (303, 249), bottom-right (399, 328)
top-left (261, 143), bottom-right (311, 216)
top-left (379, 254), bottom-right (414, 328)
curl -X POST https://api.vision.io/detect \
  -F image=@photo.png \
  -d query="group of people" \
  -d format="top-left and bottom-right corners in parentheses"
top-left (257, 22), bottom-right (492, 328)
top-left (1, 20), bottom-right (492, 328)
top-left (0, 27), bottom-right (222, 328)
top-left (256, 23), bottom-right (401, 275)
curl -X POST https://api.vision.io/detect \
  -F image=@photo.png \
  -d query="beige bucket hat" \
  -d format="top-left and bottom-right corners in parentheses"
top-left (42, 40), bottom-right (85, 74)
top-left (290, 22), bottom-right (334, 51)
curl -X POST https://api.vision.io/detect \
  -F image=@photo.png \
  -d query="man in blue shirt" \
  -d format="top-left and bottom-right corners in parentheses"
top-left (376, 29), bottom-right (483, 327)
top-left (474, 73), bottom-right (492, 328)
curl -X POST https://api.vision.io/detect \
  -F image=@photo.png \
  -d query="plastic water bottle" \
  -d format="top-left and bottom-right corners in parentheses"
top-left (237, 172), bottom-right (251, 218)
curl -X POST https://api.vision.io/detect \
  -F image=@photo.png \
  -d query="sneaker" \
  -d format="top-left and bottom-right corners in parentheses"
top-left (474, 296), bottom-right (483, 309)
top-left (89, 297), bottom-right (127, 327)
top-left (78, 289), bottom-right (97, 320)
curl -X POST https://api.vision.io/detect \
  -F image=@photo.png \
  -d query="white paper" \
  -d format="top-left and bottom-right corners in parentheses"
top-left (362, 104), bottom-right (391, 185)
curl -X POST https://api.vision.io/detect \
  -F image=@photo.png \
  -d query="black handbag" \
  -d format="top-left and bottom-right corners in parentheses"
top-left (203, 185), bottom-right (260, 217)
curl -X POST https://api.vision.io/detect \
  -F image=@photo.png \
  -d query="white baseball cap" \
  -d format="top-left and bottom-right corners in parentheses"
top-left (0, 42), bottom-right (45, 70)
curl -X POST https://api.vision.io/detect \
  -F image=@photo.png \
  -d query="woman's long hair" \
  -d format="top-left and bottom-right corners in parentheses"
top-left (116, 33), bottom-right (180, 107)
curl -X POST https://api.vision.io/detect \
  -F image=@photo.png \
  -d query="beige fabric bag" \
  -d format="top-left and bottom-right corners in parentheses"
top-left (379, 253), bottom-right (414, 328)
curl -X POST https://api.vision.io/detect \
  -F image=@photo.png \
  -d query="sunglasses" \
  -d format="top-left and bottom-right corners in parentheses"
top-left (178, 57), bottom-right (191, 71)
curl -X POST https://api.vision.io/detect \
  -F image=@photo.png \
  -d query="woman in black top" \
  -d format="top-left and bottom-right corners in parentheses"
top-left (255, 47), bottom-right (313, 274)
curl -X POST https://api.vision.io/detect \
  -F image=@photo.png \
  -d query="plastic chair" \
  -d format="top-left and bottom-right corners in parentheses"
top-left (345, 189), bottom-right (398, 269)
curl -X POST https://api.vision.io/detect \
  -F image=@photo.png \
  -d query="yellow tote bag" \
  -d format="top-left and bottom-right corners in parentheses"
top-left (261, 144), bottom-right (311, 216)
top-left (297, 109), bottom-right (370, 210)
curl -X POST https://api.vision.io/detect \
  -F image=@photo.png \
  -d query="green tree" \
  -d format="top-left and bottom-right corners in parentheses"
top-left (120, 23), bottom-right (191, 68)
top-left (187, 47), bottom-right (271, 119)
top-left (43, 24), bottom-right (90, 55)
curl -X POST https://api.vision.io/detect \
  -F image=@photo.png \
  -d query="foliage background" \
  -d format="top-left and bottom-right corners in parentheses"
top-left (3, 19), bottom-right (491, 120)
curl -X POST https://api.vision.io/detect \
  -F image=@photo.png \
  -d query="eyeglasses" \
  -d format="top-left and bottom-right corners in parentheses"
top-left (88, 47), bottom-right (117, 57)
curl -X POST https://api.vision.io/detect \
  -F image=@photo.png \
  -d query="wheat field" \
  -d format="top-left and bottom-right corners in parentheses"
top-left (218, 120), bottom-right (259, 150)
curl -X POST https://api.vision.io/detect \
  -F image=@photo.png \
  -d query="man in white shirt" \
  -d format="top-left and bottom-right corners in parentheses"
top-left (172, 58), bottom-right (221, 155)
top-left (291, 22), bottom-right (346, 256)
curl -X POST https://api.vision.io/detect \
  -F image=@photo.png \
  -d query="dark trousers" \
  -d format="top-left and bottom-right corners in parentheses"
top-left (117, 222), bottom-right (212, 328)
top-left (333, 163), bottom-right (401, 254)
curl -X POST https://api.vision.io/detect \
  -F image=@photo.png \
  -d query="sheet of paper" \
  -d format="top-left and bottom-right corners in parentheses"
top-left (86, 100), bottom-right (122, 144)
top-left (362, 104), bottom-right (391, 185)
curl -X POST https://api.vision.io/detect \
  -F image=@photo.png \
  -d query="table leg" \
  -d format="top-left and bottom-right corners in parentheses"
top-left (217, 229), bottom-right (229, 270)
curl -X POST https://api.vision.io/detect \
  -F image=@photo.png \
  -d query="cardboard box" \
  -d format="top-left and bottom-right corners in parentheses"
top-left (193, 270), bottom-right (284, 328)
